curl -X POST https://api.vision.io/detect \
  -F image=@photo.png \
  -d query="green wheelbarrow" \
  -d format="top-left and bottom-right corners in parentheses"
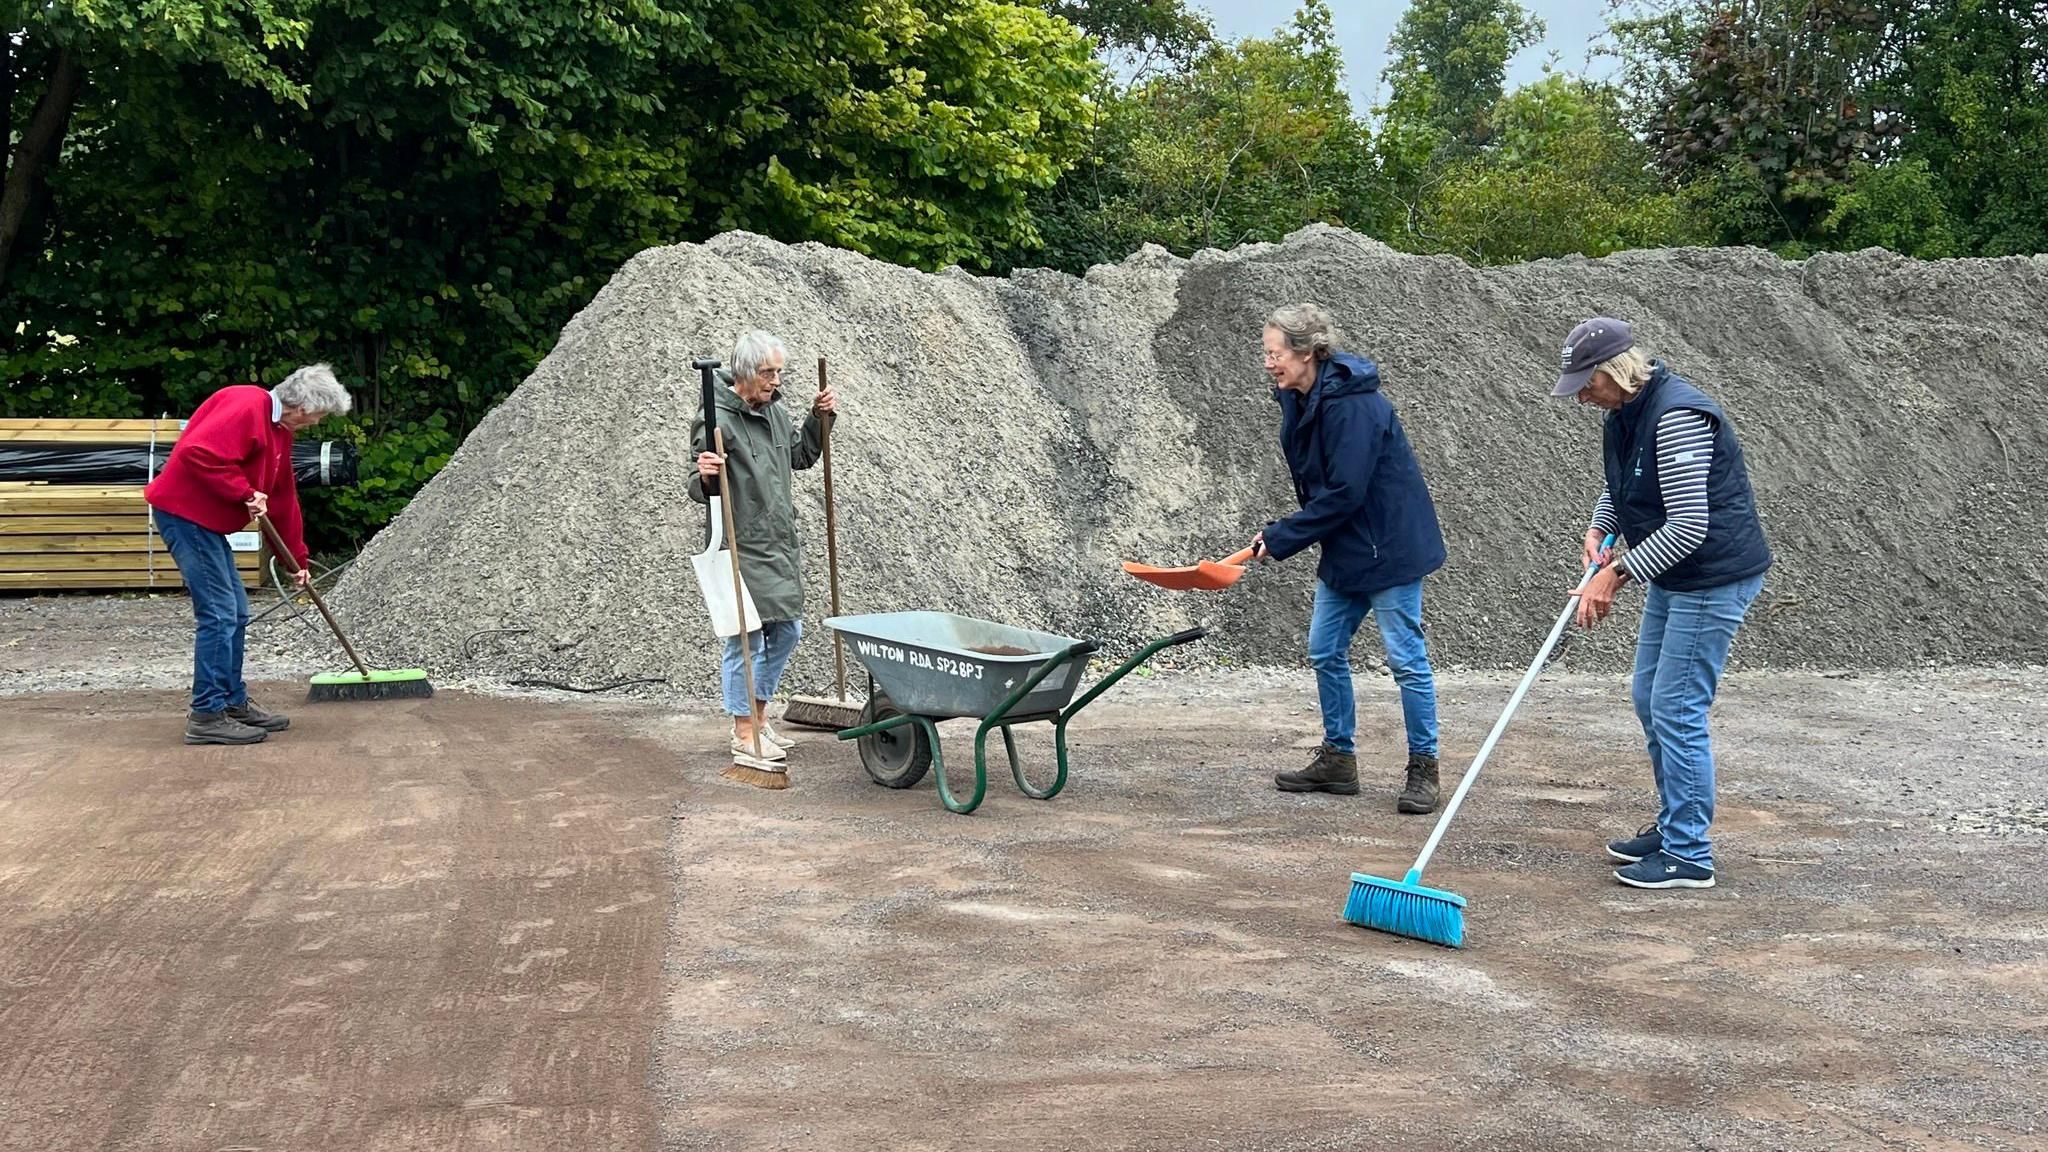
top-left (824, 611), bottom-right (1209, 815)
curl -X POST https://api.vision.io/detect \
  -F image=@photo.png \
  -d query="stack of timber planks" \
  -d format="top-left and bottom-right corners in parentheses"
top-left (0, 418), bottom-right (264, 592)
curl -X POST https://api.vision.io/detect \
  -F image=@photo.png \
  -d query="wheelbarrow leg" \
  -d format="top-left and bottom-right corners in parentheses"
top-left (1038, 627), bottom-right (1212, 801)
top-left (972, 723), bottom-right (1041, 801)
top-left (974, 641), bottom-right (1097, 805)
top-left (839, 709), bottom-right (978, 814)
top-left (1010, 722), bottom-right (1067, 800)
top-left (925, 716), bottom-right (985, 815)
top-left (972, 722), bottom-right (1044, 800)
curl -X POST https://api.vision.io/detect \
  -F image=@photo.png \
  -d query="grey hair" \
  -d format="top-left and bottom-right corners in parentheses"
top-left (272, 363), bottom-right (353, 416)
top-left (731, 329), bottom-right (788, 382)
top-left (1592, 346), bottom-right (1653, 396)
top-left (1264, 304), bottom-right (1343, 361)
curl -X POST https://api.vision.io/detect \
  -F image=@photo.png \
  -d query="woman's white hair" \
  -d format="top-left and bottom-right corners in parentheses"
top-left (273, 363), bottom-right (353, 416)
top-left (732, 330), bottom-right (788, 382)
top-left (1593, 346), bottom-right (1654, 396)
top-left (1264, 303), bottom-right (1343, 361)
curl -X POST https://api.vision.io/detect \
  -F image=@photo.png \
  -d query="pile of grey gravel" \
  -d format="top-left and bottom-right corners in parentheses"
top-left (319, 225), bottom-right (2048, 700)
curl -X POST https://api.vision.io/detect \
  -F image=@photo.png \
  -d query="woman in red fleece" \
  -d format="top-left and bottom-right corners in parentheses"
top-left (144, 365), bottom-right (353, 745)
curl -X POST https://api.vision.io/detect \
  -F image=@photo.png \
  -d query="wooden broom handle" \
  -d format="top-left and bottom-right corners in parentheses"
top-left (819, 356), bottom-right (846, 699)
top-left (255, 513), bottom-right (371, 678)
top-left (715, 429), bottom-right (764, 759)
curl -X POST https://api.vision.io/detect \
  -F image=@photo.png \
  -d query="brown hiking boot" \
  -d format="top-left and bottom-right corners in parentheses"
top-left (185, 711), bottom-right (269, 746)
top-left (1397, 753), bottom-right (1440, 814)
top-left (1275, 745), bottom-right (1359, 795)
top-left (227, 700), bottom-right (290, 732)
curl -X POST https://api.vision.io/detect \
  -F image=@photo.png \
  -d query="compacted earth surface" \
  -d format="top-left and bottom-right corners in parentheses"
top-left (2, 595), bottom-right (2045, 1151)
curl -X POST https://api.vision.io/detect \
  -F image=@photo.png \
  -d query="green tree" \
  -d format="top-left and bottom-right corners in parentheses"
top-left (1040, 0), bottom-right (1210, 60)
top-left (1608, 0), bottom-right (1897, 252)
top-left (701, 1), bottom-right (1098, 271)
top-left (1817, 158), bottom-right (1961, 258)
top-left (1879, 0), bottom-right (2048, 255)
top-left (2, 0), bottom-right (312, 289)
top-left (4, 0), bottom-right (1099, 544)
top-left (1383, 0), bottom-right (1544, 146)
top-left (1020, 1), bottom-right (1378, 272)
top-left (1609, 0), bottom-right (2046, 258)
top-left (1375, 0), bottom-right (1544, 241)
top-left (1412, 76), bottom-right (1690, 263)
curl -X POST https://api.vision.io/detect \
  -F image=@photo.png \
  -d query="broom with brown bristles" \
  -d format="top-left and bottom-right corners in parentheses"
top-left (781, 356), bottom-right (866, 732)
top-left (713, 427), bottom-right (789, 791)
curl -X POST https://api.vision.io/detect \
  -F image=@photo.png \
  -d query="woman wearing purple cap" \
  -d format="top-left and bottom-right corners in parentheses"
top-left (1554, 317), bottom-right (1773, 890)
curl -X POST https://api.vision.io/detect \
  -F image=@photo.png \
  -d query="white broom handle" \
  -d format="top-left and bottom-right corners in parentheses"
top-left (1408, 543), bottom-right (1615, 878)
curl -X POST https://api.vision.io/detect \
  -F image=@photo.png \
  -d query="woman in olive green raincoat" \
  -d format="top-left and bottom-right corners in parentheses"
top-left (690, 330), bottom-right (839, 762)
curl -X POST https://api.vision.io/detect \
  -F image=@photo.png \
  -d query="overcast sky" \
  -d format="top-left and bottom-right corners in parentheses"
top-left (1191, 0), bottom-right (1621, 111)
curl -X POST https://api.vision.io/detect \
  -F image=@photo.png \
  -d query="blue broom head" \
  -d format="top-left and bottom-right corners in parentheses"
top-left (1343, 869), bottom-right (1467, 949)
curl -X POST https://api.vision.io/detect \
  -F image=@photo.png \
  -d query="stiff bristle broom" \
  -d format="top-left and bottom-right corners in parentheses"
top-left (256, 514), bottom-right (434, 703)
top-left (712, 428), bottom-right (790, 791)
top-left (1344, 536), bottom-right (1616, 948)
top-left (782, 356), bottom-right (866, 732)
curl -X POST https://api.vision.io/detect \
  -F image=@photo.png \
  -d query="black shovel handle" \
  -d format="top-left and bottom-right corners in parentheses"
top-left (693, 358), bottom-right (721, 449)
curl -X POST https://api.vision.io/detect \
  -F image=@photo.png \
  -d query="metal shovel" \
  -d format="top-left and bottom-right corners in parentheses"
top-left (690, 358), bottom-right (760, 637)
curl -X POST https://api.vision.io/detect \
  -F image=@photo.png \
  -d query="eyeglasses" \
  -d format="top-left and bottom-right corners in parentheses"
top-left (756, 366), bottom-right (784, 379)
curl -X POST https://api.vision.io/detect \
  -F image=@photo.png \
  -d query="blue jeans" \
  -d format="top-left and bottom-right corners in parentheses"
top-left (1308, 579), bottom-right (1438, 758)
top-left (153, 508), bottom-right (251, 715)
top-left (1632, 573), bottom-right (1766, 870)
top-left (722, 619), bottom-right (803, 717)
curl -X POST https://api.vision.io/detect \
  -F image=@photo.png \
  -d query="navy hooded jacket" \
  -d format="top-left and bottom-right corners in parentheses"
top-left (1261, 351), bottom-right (1446, 596)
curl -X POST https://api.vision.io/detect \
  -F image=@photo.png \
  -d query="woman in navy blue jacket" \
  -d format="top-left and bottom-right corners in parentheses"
top-left (1251, 304), bottom-right (1448, 813)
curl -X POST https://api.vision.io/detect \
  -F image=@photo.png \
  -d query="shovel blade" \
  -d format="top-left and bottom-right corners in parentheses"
top-left (693, 549), bottom-right (761, 638)
top-left (1120, 558), bottom-right (1247, 591)
top-left (692, 494), bottom-right (761, 637)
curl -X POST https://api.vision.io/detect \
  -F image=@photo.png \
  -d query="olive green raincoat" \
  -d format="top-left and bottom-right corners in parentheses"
top-left (688, 369), bottom-right (827, 624)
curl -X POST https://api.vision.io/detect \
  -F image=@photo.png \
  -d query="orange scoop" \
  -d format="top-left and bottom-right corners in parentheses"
top-left (1121, 546), bottom-right (1257, 591)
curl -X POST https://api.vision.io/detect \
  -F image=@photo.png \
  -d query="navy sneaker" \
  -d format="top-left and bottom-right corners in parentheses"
top-left (1606, 821), bottom-right (1662, 863)
top-left (1614, 850), bottom-right (1715, 890)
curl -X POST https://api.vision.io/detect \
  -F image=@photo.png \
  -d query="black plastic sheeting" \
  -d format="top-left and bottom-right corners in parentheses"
top-left (0, 440), bottom-right (360, 487)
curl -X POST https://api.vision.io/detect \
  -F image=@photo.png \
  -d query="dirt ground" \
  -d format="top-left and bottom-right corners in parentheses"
top-left (3, 596), bottom-right (2046, 1151)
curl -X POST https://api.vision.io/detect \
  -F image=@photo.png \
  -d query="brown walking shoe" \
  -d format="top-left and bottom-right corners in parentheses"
top-left (185, 711), bottom-right (269, 746)
top-left (1397, 753), bottom-right (1440, 814)
top-left (1275, 744), bottom-right (1360, 795)
top-left (227, 700), bottom-right (290, 732)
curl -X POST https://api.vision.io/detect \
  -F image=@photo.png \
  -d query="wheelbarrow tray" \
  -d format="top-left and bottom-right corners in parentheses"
top-left (824, 611), bottom-right (1090, 721)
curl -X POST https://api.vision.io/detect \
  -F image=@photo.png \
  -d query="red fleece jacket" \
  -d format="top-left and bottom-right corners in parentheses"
top-left (143, 385), bottom-right (308, 567)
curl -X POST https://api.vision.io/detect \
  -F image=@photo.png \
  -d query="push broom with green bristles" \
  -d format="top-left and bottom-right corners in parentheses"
top-left (1344, 535), bottom-right (1616, 948)
top-left (257, 514), bottom-right (434, 703)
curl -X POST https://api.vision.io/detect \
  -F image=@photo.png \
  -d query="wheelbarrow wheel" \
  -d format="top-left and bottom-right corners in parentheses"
top-left (857, 690), bottom-right (932, 789)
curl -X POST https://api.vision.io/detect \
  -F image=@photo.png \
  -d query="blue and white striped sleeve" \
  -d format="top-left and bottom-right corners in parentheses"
top-left (1619, 409), bottom-right (1715, 581)
top-left (1587, 486), bottom-right (1618, 537)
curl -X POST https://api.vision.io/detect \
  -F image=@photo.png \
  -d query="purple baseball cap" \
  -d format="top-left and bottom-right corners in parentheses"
top-left (1552, 317), bottom-right (1634, 397)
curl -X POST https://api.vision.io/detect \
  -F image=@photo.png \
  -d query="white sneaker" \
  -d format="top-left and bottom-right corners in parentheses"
top-left (730, 730), bottom-right (787, 762)
top-left (761, 720), bottom-right (797, 750)
top-left (730, 748), bottom-right (787, 772)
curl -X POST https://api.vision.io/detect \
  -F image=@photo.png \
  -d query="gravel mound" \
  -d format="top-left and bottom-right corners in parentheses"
top-left (321, 226), bottom-right (2048, 698)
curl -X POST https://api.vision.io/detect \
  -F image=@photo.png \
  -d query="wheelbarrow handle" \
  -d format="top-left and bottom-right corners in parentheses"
top-left (977, 640), bottom-right (1098, 732)
top-left (1056, 625), bottom-right (1212, 722)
